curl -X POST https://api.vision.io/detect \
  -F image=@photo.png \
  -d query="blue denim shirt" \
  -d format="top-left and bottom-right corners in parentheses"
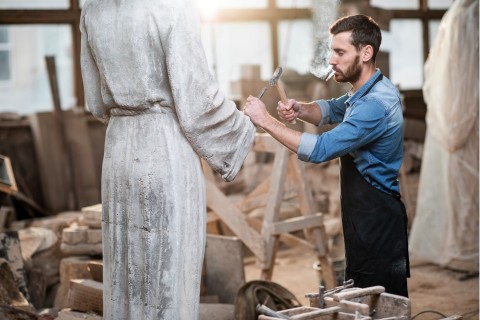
top-left (298, 70), bottom-right (403, 195)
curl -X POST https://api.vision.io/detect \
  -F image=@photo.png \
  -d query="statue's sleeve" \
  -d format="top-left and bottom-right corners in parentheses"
top-left (164, 6), bottom-right (255, 182)
top-left (80, 10), bottom-right (109, 124)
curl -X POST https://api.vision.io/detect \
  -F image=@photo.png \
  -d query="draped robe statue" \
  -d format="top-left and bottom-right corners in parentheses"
top-left (80, 0), bottom-right (255, 318)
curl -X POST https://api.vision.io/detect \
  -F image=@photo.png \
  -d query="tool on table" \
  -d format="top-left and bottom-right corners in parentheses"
top-left (332, 285), bottom-right (385, 302)
top-left (256, 304), bottom-right (289, 319)
top-left (306, 279), bottom-right (354, 308)
top-left (269, 67), bottom-right (296, 124)
top-left (324, 279), bottom-right (354, 297)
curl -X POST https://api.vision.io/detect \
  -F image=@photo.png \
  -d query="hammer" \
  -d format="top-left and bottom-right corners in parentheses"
top-left (270, 67), bottom-right (296, 124)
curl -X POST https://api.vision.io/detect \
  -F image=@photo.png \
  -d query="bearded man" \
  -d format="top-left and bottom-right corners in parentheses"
top-left (244, 14), bottom-right (410, 297)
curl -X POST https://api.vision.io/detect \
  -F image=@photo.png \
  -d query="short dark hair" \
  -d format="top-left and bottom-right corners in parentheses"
top-left (329, 14), bottom-right (382, 61)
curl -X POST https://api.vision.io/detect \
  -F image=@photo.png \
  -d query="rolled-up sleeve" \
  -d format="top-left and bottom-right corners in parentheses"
top-left (298, 133), bottom-right (318, 161)
top-left (316, 94), bottom-right (349, 126)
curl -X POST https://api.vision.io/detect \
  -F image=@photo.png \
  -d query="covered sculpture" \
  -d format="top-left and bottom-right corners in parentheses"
top-left (409, 0), bottom-right (479, 272)
top-left (80, 0), bottom-right (255, 318)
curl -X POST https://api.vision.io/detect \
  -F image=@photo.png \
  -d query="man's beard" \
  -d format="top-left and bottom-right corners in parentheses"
top-left (334, 55), bottom-right (362, 83)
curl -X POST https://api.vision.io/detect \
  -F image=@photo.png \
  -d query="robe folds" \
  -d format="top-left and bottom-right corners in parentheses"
top-left (80, 0), bottom-right (255, 318)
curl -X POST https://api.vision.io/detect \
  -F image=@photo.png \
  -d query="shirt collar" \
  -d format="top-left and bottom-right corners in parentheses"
top-left (346, 68), bottom-right (382, 107)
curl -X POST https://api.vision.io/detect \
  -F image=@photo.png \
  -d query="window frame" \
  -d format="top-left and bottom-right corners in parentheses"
top-left (0, 0), bottom-right (447, 112)
top-left (0, 26), bottom-right (12, 85)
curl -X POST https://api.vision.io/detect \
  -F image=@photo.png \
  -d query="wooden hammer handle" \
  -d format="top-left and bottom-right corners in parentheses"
top-left (333, 286), bottom-right (385, 302)
top-left (276, 81), bottom-right (296, 124)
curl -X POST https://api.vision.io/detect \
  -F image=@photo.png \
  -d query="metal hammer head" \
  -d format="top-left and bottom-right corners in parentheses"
top-left (269, 67), bottom-right (283, 86)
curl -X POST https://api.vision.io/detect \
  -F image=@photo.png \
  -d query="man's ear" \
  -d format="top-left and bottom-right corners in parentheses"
top-left (362, 45), bottom-right (374, 62)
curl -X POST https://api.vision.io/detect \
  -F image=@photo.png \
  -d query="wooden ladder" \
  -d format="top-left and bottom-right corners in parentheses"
top-left (204, 133), bottom-right (335, 288)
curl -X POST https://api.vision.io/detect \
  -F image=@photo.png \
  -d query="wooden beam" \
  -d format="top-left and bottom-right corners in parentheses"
top-left (272, 214), bottom-right (323, 235)
top-left (391, 10), bottom-right (446, 19)
top-left (210, 8), bottom-right (311, 22)
top-left (0, 10), bottom-right (78, 24)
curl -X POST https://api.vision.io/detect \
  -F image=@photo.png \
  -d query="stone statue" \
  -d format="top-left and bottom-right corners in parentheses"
top-left (80, 0), bottom-right (255, 318)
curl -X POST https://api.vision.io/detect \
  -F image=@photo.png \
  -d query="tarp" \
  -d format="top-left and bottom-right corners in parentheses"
top-left (409, 0), bottom-right (479, 272)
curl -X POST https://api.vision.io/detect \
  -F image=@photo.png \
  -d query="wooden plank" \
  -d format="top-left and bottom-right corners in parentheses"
top-left (46, 56), bottom-right (77, 211)
top-left (289, 155), bottom-right (336, 289)
top-left (272, 214), bottom-right (323, 235)
top-left (64, 113), bottom-right (101, 209)
top-left (205, 179), bottom-right (264, 259)
top-left (260, 145), bottom-right (290, 277)
top-left (29, 112), bottom-right (71, 213)
top-left (247, 217), bottom-right (314, 250)
top-left (66, 279), bottom-right (103, 314)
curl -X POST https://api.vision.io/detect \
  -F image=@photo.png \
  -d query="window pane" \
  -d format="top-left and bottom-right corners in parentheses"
top-left (429, 20), bottom-right (441, 49)
top-left (0, 25), bottom-right (75, 115)
top-left (0, 51), bottom-right (11, 81)
top-left (0, 0), bottom-right (69, 9)
top-left (380, 20), bottom-right (423, 89)
top-left (201, 22), bottom-right (272, 97)
top-left (277, 0), bottom-right (312, 8)
top-left (428, 0), bottom-right (454, 9)
top-left (279, 19), bottom-right (314, 74)
top-left (0, 27), bottom-right (8, 44)
top-left (370, 0), bottom-right (419, 9)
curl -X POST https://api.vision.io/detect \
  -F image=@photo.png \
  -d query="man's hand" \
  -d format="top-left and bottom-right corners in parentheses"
top-left (244, 95), bottom-right (272, 127)
top-left (277, 99), bottom-right (300, 122)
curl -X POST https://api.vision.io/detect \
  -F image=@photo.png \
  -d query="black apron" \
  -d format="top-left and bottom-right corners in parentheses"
top-left (339, 74), bottom-right (410, 297)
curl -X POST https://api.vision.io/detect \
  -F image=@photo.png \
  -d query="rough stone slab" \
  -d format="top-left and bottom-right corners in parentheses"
top-left (81, 204), bottom-right (102, 222)
top-left (54, 256), bottom-right (93, 309)
top-left (0, 232), bottom-right (29, 300)
top-left (0, 258), bottom-right (32, 311)
top-left (86, 229), bottom-right (102, 244)
top-left (9, 212), bottom-right (82, 236)
top-left (65, 279), bottom-right (103, 314)
top-left (60, 243), bottom-right (102, 256)
top-left (62, 227), bottom-right (89, 245)
top-left (87, 261), bottom-right (103, 283)
top-left (205, 235), bottom-right (245, 304)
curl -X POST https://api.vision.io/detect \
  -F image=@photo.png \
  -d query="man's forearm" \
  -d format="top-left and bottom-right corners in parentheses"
top-left (260, 115), bottom-right (302, 153)
top-left (297, 101), bottom-right (323, 125)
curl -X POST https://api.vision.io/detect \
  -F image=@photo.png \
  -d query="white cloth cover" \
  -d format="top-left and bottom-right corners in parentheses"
top-left (409, 0), bottom-right (479, 272)
top-left (80, 0), bottom-right (255, 319)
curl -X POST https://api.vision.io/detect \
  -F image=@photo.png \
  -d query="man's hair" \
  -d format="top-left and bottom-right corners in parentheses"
top-left (329, 14), bottom-right (382, 61)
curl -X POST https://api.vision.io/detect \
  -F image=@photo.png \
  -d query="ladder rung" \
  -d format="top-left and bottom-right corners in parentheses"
top-left (272, 213), bottom-right (323, 235)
